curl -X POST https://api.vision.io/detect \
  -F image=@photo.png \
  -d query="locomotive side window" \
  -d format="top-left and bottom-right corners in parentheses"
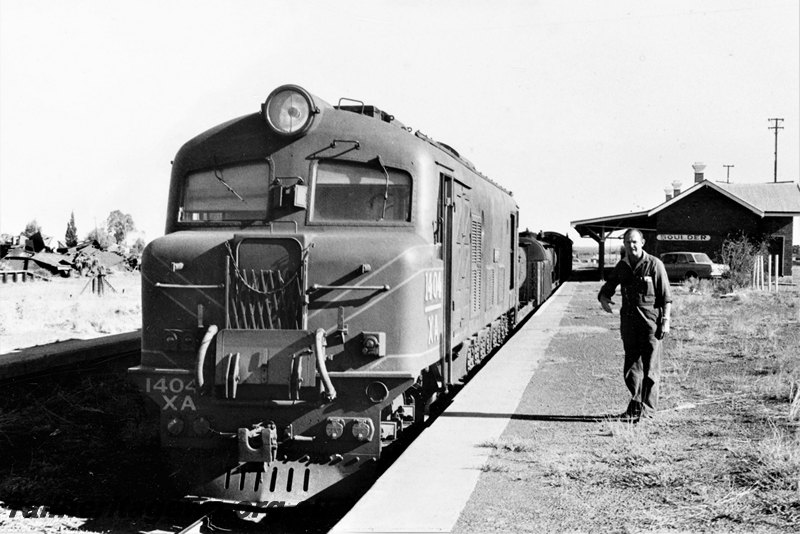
top-left (310, 161), bottom-right (411, 222)
top-left (179, 162), bottom-right (270, 222)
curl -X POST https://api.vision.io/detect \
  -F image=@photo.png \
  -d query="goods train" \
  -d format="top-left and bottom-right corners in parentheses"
top-left (128, 84), bottom-right (571, 508)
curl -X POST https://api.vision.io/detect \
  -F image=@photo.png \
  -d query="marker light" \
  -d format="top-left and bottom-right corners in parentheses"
top-left (166, 417), bottom-right (185, 436)
top-left (262, 85), bottom-right (317, 136)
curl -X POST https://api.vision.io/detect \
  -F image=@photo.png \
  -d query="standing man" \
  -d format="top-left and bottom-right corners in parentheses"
top-left (598, 228), bottom-right (671, 421)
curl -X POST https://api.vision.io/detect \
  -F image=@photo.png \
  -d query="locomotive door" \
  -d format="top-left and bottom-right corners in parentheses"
top-left (441, 174), bottom-right (471, 361)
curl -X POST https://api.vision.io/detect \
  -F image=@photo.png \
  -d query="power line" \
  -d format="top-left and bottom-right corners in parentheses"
top-left (768, 118), bottom-right (783, 183)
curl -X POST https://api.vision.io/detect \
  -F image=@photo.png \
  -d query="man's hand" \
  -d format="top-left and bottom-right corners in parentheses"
top-left (598, 294), bottom-right (615, 313)
top-left (656, 318), bottom-right (670, 340)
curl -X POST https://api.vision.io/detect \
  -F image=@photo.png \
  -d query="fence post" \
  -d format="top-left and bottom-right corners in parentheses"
top-left (774, 254), bottom-right (780, 291)
top-left (768, 254), bottom-right (773, 292)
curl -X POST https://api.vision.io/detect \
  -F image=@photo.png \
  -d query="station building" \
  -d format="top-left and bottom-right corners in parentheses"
top-left (571, 163), bottom-right (800, 276)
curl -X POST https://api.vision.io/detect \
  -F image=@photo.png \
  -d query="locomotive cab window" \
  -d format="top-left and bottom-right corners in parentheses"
top-left (179, 162), bottom-right (270, 222)
top-left (310, 161), bottom-right (411, 222)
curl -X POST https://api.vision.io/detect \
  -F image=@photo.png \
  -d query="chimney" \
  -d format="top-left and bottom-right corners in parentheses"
top-left (664, 187), bottom-right (673, 201)
top-left (671, 180), bottom-right (682, 198)
top-left (692, 162), bottom-right (706, 183)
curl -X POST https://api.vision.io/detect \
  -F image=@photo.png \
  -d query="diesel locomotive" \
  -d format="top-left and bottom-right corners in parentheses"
top-left (128, 84), bottom-right (570, 507)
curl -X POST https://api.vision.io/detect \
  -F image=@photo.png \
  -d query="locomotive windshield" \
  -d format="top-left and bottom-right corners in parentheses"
top-left (310, 161), bottom-right (411, 222)
top-left (179, 162), bottom-right (270, 222)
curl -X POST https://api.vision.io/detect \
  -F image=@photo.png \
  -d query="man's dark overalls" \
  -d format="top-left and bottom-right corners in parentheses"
top-left (599, 252), bottom-right (671, 417)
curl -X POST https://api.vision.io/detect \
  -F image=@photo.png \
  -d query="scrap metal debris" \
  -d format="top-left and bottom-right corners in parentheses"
top-left (0, 232), bottom-right (140, 281)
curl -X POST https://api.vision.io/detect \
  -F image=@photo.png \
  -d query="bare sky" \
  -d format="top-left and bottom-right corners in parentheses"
top-left (1, 0), bottom-right (798, 246)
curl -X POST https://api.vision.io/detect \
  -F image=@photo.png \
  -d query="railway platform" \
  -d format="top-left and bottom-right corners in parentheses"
top-left (331, 281), bottom-right (629, 533)
top-left (0, 331), bottom-right (141, 382)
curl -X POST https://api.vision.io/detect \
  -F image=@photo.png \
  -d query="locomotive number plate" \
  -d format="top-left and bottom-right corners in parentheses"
top-left (424, 269), bottom-right (443, 346)
top-left (145, 376), bottom-right (197, 411)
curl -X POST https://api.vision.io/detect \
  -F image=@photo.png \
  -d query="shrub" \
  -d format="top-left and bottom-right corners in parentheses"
top-left (719, 234), bottom-right (767, 290)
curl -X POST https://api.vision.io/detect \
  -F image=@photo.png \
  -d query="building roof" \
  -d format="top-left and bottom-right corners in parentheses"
top-left (716, 181), bottom-right (800, 215)
top-left (649, 180), bottom-right (800, 217)
top-left (571, 179), bottom-right (800, 240)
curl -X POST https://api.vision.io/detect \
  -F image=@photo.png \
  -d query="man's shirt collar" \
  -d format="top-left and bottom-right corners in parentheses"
top-left (622, 251), bottom-right (649, 270)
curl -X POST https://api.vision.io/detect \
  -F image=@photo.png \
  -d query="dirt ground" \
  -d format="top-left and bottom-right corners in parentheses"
top-left (0, 272), bottom-right (142, 354)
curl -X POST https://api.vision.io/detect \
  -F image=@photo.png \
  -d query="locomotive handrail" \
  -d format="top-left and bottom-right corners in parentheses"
top-left (314, 328), bottom-right (337, 402)
top-left (308, 283), bottom-right (390, 292)
top-left (155, 283), bottom-right (225, 289)
top-left (196, 324), bottom-right (218, 391)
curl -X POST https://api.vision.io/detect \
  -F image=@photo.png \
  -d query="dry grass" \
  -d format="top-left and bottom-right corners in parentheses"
top-left (627, 282), bottom-right (800, 529)
top-left (0, 272), bottom-right (141, 353)
top-left (469, 276), bottom-right (800, 532)
top-left (479, 436), bottom-right (539, 454)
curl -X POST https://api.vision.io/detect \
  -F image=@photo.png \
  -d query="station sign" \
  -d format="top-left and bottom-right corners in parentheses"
top-left (656, 234), bottom-right (711, 241)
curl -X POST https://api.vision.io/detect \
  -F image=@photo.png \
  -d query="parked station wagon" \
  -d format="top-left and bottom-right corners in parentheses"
top-left (660, 252), bottom-right (727, 281)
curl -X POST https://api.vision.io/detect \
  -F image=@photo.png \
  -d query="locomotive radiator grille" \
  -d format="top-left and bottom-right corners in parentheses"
top-left (470, 218), bottom-right (483, 314)
top-left (227, 265), bottom-right (303, 330)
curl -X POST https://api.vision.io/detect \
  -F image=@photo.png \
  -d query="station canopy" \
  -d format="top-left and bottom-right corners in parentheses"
top-left (571, 210), bottom-right (652, 242)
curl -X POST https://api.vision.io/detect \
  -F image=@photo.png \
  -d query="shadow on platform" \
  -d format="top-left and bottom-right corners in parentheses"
top-left (569, 269), bottom-right (615, 282)
top-left (439, 411), bottom-right (617, 423)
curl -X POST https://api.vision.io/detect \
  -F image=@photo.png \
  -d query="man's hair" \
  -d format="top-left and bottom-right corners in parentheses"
top-left (623, 228), bottom-right (644, 241)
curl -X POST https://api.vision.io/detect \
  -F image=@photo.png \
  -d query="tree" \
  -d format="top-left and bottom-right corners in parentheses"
top-left (130, 237), bottom-right (147, 255)
top-left (24, 220), bottom-right (41, 237)
top-left (87, 227), bottom-right (113, 249)
top-left (65, 212), bottom-right (78, 247)
top-left (106, 210), bottom-right (136, 245)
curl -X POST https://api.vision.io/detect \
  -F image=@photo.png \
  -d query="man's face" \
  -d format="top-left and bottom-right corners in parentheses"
top-left (624, 232), bottom-right (644, 261)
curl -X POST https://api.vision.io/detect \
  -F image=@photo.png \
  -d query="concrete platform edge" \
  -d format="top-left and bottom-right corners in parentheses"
top-left (330, 283), bottom-right (577, 534)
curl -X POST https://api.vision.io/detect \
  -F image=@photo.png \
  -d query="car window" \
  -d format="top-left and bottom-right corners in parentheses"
top-left (662, 254), bottom-right (675, 264)
top-left (677, 255), bottom-right (689, 264)
top-left (693, 253), bottom-right (712, 263)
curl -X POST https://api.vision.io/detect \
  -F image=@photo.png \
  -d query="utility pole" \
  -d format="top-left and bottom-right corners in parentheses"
top-left (723, 164), bottom-right (734, 183)
top-left (768, 118), bottom-right (783, 182)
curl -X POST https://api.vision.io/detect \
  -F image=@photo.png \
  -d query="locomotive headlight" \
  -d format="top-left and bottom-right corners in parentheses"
top-left (262, 85), bottom-right (317, 136)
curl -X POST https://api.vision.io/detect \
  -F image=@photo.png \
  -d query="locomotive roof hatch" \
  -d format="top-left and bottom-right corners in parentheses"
top-left (335, 101), bottom-right (406, 129)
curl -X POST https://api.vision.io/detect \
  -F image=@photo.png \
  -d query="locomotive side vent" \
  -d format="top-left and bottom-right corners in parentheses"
top-left (470, 218), bottom-right (483, 314)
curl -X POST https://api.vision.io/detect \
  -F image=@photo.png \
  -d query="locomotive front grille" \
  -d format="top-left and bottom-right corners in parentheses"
top-left (226, 238), bottom-right (305, 330)
top-left (227, 266), bottom-right (303, 329)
